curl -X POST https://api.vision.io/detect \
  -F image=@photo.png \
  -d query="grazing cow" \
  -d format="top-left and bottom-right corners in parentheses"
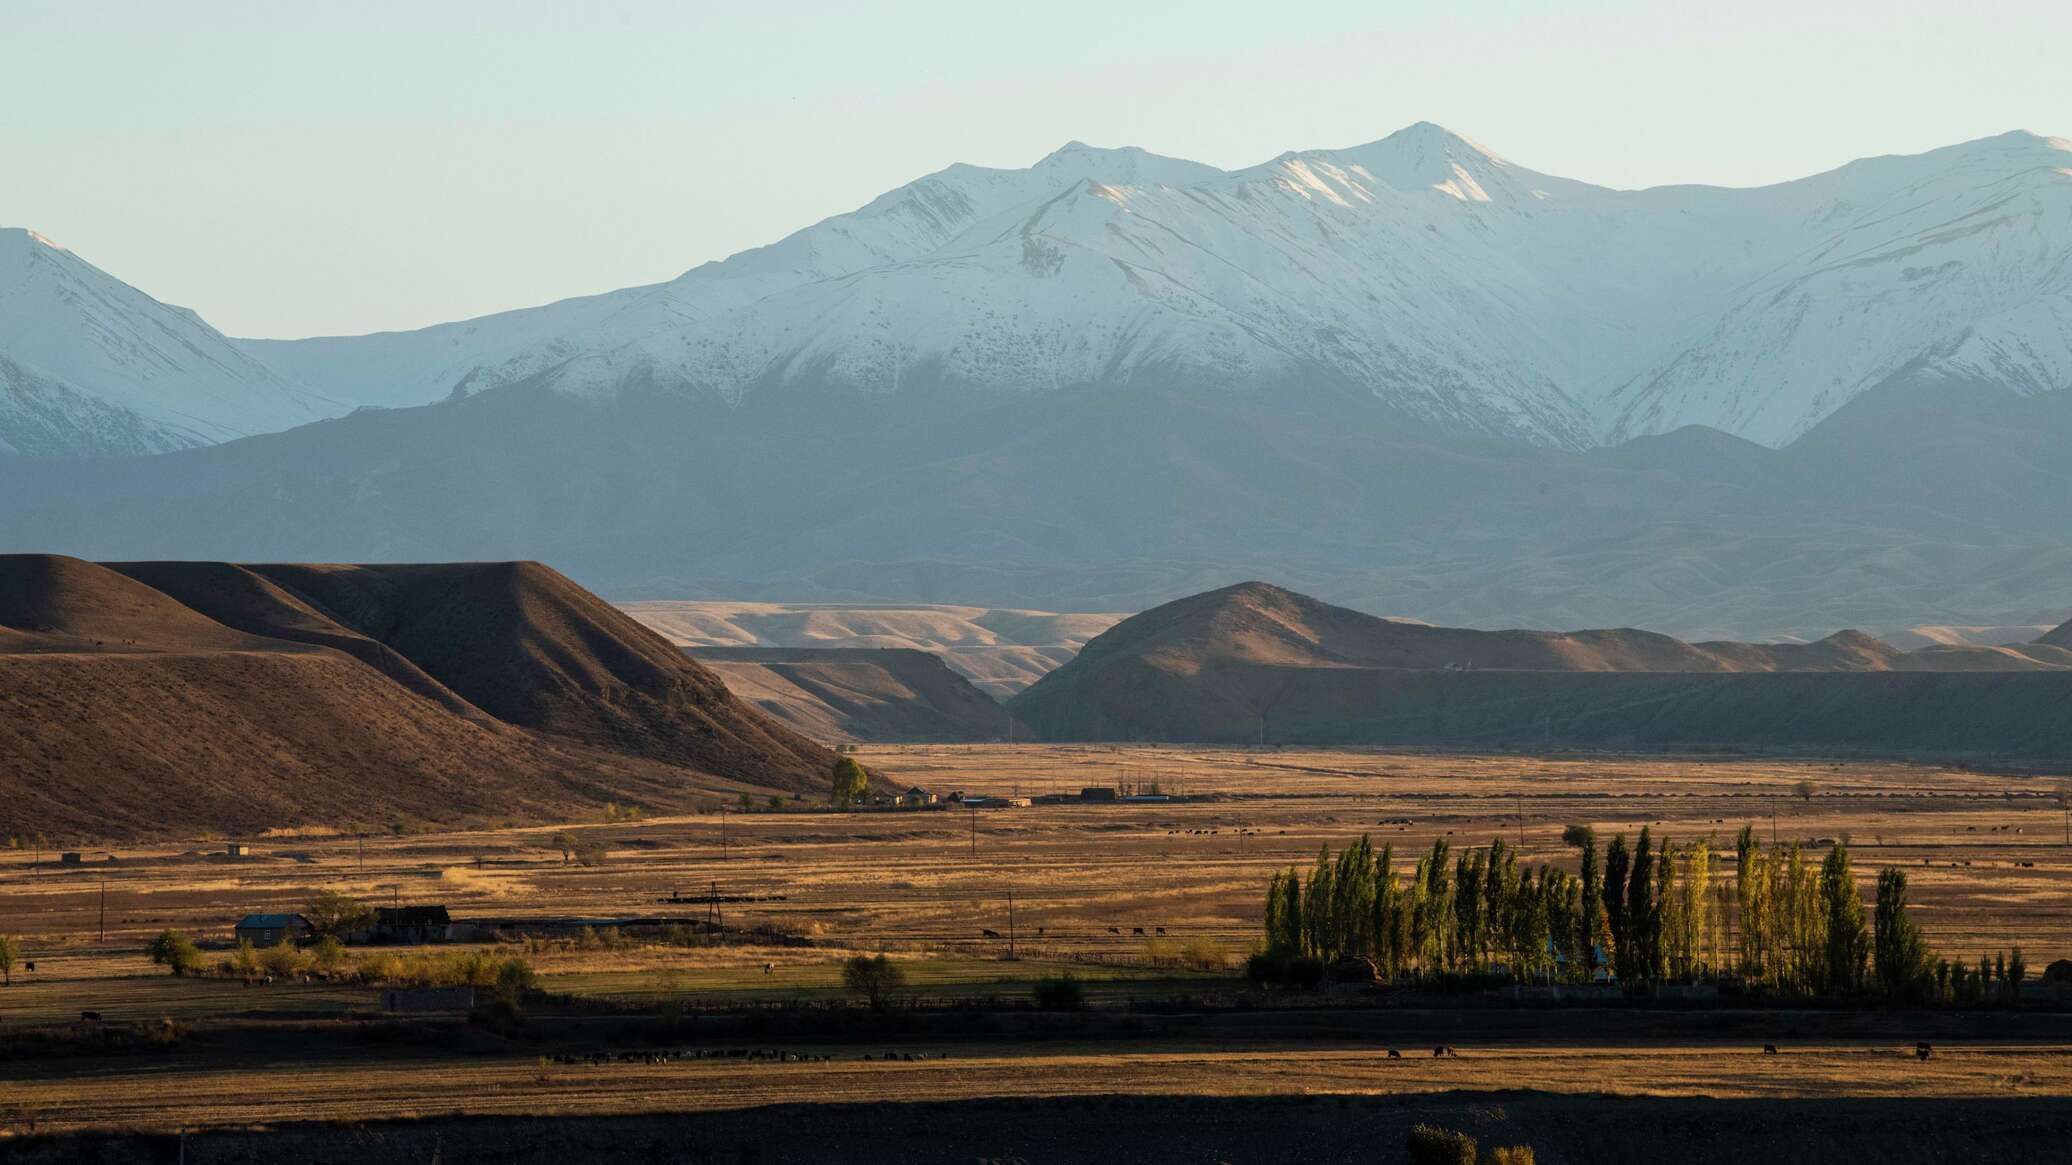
top-left (81, 1011), bottom-right (102, 1022)
top-left (1387, 1048), bottom-right (1402, 1059)
top-left (981, 928), bottom-right (1002, 939)
top-left (1155, 927), bottom-right (1166, 935)
top-left (21, 962), bottom-right (32, 974)
top-left (1036, 927), bottom-right (1046, 936)
top-left (1132, 927), bottom-right (1145, 936)
top-left (1916, 1042), bottom-right (1934, 1061)
top-left (1107, 927), bottom-right (1121, 935)
top-left (1763, 1044), bottom-right (1779, 1055)
top-left (1432, 1046), bottom-right (1446, 1058)
top-left (763, 963), bottom-right (774, 975)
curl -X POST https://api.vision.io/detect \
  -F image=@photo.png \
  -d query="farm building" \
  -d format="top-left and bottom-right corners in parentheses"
top-left (901, 786), bottom-right (937, 807)
top-left (59, 851), bottom-right (82, 865)
top-left (225, 843), bottom-right (250, 858)
top-left (1079, 787), bottom-right (1117, 802)
top-left (234, 913), bottom-right (312, 947)
top-left (370, 905), bottom-right (454, 944)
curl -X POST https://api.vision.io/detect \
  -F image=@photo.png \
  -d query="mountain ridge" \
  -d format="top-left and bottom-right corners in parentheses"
top-left (7, 125), bottom-right (2070, 457)
top-left (1007, 581), bottom-right (2072, 755)
top-left (0, 554), bottom-right (841, 838)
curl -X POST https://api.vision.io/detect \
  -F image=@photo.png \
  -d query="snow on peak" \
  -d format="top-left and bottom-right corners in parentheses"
top-left (17, 125), bottom-right (2072, 460)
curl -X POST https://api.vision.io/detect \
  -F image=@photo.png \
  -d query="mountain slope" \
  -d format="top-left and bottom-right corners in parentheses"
top-left (232, 126), bottom-right (2072, 451)
top-left (233, 561), bottom-right (838, 789)
top-left (624, 600), bottom-right (1121, 697)
top-left (10, 128), bottom-right (2069, 457)
top-left (1007, 582), bottom-right (2072, 755)
top-left (690, 646), bottom-right (1020, 743)
top-left (0, 229), bottom-right (343, 452)
top-left (0, 555), bottom-right (839, 838)
top-left (6, 369), bottom-right (2072, 641)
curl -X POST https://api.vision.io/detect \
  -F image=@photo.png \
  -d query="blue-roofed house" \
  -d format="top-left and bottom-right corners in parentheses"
top-left (234, 913), bottom-right (313, 947)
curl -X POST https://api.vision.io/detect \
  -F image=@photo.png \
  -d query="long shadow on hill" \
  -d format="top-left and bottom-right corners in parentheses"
top-left (21, 1092), bottom-right (2072, 1164)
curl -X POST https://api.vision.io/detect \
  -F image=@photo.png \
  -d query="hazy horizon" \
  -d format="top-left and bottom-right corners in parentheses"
top-left (7, 0), bottom-right (2068, 338)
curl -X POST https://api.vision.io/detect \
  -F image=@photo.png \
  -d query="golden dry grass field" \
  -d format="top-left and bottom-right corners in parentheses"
top-left (3, 744), bottom-right (2071, 1143)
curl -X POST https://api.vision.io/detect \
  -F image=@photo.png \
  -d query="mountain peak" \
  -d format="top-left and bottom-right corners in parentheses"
top-left (1291, 121), bottom-right (1553, 202)
top-left (0, 227), bottom-right (63, 258)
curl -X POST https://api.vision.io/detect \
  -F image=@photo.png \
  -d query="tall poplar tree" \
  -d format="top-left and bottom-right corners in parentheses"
top-left (1873, 866), bottom-right (1929, 999)
top-left (1820, 842), bottom-right (1869, 995)
top-left (1576, 829), bottom-right (1604, 976)
top-left (1604, 833), bottom-right (1630, 978)
top-left (1626, 828), bottom-right (1656, 982)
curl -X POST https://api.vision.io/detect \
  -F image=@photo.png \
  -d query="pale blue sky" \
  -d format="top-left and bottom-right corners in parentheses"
top-left (6, 0), bottom-right (2067, 338)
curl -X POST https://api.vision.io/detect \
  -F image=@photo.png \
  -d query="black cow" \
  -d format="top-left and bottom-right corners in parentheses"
top-left (1763, 1044), bottom-right (1779, 1055)
top-left (1916, 1042), bottom-right (1933, 1061)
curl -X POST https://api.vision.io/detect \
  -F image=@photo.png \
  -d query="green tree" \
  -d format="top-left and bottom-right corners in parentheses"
top-left (0, 935), bottom-right (19, 986)
top-left (1820, 842), bottom-right (1869, 995)
top-left (830, 757), bottom-right (870, 809)
top-left (1302, 846), bottom-right (1335, 959)
top-left (1873, 867), bottom-right (1930, 999)
top-left (2009, 946), bottom-right (2028, 1001)
top-left (232, 938), bottom-right (261, 979)
top-left (1652, 834), bottom-right (1675, 981)
top-left (1573, 828), bottom-right (1605, 977)
top-left (841, 954), bottom-right (906, 1010)
top-left (1626, 828), bottom-right (1656, 981)
top-left (495, 957), bottom-right (537, 1006)
top-left (1264, 867), bottom-right (1304, 955)
top-left (1411, 839), bottom-right (1453, 972)
top-left (147, 929), bottom-right (202, 976)
top-left (1603, 833), bottom-right (1630, 977)
top-left (550, 832), bottom-right (576, 864)
top-left (310, 934), bottom-right (349, 973)
top-left (1406, 1124), bottom-right (1478, 1165)
top-left (1372, 842), bottom-right (1403, 977)
top-left (304, 889), bottom-right (374, 939)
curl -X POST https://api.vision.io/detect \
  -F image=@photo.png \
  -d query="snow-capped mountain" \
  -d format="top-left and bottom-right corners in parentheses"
top-left (7, 126), bottom-right (2070, 457)
top-left (0, 228), bottom-right (341, 454)
top-left (242, 124), bottom-right (2072, 451)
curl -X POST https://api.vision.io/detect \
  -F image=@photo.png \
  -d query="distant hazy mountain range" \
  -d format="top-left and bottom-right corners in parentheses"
top-left (624, 600), bottom-right (1121, 698)
top-left (2, 126), bottom-right (2070, 638)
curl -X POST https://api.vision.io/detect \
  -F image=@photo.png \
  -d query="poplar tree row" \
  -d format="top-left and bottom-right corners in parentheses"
top-left (1260, 825), bottom-right (1962, 998)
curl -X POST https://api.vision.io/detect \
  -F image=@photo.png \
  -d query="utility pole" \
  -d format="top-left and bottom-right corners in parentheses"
top-left (969, 804), bottom-right (978, 859)
top-left (357, 833), bottom-right (364, 872)
top-left (1518, 794), bottom-right (1525, 848)
top-left (99, 877), bottom-right (107, 942)
top-left (1007, 890), bottom-right (1017, 961)
top-left (720, 807), bottom-right (729, 861)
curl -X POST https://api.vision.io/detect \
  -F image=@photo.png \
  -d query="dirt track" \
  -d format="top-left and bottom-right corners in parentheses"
top-left (15, 1091), bottom-right (2072, 1164)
